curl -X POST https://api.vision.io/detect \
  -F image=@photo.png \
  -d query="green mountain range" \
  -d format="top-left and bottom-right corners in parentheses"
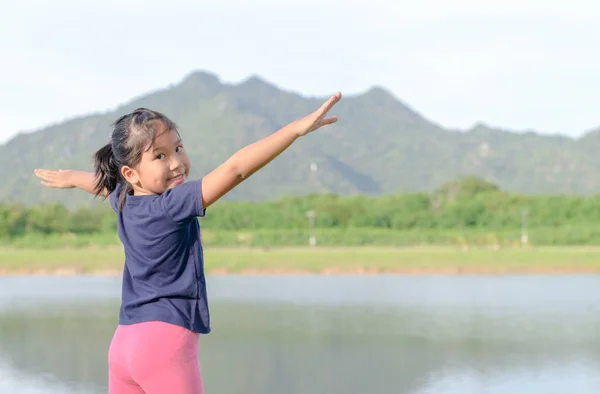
top-left (2, 71), bottom-right (599, 207)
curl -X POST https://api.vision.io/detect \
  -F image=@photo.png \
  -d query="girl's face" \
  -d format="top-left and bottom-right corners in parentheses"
top-left (123, 121), bottom-right (191, 196)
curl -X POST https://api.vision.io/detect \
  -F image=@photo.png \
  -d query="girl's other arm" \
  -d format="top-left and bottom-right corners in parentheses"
top-left (34, 169), bottom-right (108, 197)
top-left (201, 92), bottom-right (341, 208)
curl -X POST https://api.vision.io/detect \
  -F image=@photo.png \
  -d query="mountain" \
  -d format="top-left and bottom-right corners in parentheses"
top-left (2, 70), bottom-right (600, 207)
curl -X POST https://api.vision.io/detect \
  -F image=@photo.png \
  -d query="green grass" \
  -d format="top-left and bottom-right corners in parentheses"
top-left (0, 246), bottom-right (124, 274)
top-left (2, 246), bottom-right (600, 275)
top-left (5, 225), bottom-right (600, 251)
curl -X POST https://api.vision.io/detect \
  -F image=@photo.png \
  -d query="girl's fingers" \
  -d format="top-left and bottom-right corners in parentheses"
top-left (34, 169), bottom-right (65, 188)
top-left (35, 172), bottom-right (52, 181)
top-left (316, 92), bottom-right (342, 117)
top-left (35, 169), bottom-right (58, 179)
top-left (320, 116), bottom-right (338, 126)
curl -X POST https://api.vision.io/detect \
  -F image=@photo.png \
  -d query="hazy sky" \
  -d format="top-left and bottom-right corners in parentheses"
top-left (2, 0), bottom-right (599, 143)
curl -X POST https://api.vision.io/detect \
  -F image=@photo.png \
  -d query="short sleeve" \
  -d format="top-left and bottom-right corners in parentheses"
top-left (109, 183), bottom-right (122, 213)
top-left (161, 178), bottom-right (206, 223)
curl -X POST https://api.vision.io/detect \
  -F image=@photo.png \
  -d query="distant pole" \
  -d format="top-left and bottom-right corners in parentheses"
top-left (521, 208), bottom-right (528, 246)
top-left (307, 210), bottom-right (316, 247)
top-left (307, 162), bottom-right (318, 247)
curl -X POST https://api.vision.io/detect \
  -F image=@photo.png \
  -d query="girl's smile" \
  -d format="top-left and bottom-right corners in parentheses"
top-left (169, 173), bottom-right (185, 185)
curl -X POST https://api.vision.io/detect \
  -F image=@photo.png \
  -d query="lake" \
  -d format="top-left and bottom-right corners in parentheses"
top-left (1, 274), bottom-right (600, 393)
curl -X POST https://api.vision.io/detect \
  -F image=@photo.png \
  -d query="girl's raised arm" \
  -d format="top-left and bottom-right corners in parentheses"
top-left (201, 92), bottom-right (341, 209)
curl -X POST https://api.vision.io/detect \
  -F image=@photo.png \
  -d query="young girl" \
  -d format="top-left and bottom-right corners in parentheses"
top-left (33, 91), bottom-right (342, 394)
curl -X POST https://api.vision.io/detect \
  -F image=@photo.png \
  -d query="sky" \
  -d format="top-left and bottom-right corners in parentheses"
top-left (1, 0), bottom-right (599, 144)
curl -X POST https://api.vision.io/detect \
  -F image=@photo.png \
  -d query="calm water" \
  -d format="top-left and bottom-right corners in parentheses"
top-left (1, 274), bottom-right (600, 393)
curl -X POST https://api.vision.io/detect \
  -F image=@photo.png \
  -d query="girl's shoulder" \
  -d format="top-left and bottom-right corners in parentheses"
top-left (108, 179), bottom-right (206, 223)
top-left (159, 179), bottom-right (206, 223)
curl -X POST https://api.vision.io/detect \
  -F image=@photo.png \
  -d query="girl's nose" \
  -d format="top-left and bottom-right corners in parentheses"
top-left (170, 157), bottom-right (182, 170)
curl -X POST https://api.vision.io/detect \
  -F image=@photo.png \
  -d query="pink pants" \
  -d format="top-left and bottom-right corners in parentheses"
top-left (108, 321), bottom-right (204, 394)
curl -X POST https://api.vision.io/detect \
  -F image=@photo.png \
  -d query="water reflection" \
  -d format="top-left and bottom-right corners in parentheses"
top-left (1, 275), bottom-right (600, 393)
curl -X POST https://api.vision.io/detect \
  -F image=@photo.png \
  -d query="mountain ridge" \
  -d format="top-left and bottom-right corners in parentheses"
top-left (2, 69), bottom-right (599, 206)
top-left (6, 70), bottom-right (596, 142)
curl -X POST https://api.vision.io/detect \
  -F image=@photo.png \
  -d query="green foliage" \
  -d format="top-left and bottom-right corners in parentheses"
top-left (2, 176), bottom-right (600, 246)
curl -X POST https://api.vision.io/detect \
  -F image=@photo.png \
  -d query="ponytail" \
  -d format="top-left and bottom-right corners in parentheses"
top-left (93, 142), bottom-right (119, 198)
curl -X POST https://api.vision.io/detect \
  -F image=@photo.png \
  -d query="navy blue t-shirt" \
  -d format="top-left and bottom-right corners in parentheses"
top-left (109, 178), bottom-right (210, 334)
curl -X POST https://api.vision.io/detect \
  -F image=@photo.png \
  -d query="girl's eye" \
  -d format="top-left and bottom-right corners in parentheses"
top-left (156, 153), bottom-right (165, 160)
top-left (176, 146), bottom-right (184, 153)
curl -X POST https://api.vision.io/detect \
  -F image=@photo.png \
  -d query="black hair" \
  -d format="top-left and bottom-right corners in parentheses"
top-left (93, 108), bottom-right (179, 210)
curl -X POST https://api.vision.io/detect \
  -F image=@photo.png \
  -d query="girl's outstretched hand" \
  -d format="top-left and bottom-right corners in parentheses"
top-left (34, 169), bottom-right (75, 188)
top-left (294, 92), bottom-right (342, 137)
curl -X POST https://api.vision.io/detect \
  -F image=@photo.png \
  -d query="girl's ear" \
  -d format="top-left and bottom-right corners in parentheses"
top-left (121, 165), bottom-right (139, 185)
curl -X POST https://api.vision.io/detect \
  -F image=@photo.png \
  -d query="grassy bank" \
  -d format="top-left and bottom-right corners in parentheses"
top-left (2, 246), bottom-right (600, 275)
top-left (4, 225), bottom-right (600, 250)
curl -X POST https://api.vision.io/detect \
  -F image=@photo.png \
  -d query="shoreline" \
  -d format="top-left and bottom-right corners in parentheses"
top-left (4, 246), bottom-right (600, 276)
top-left (1, 266), bottom-right (599, 277)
